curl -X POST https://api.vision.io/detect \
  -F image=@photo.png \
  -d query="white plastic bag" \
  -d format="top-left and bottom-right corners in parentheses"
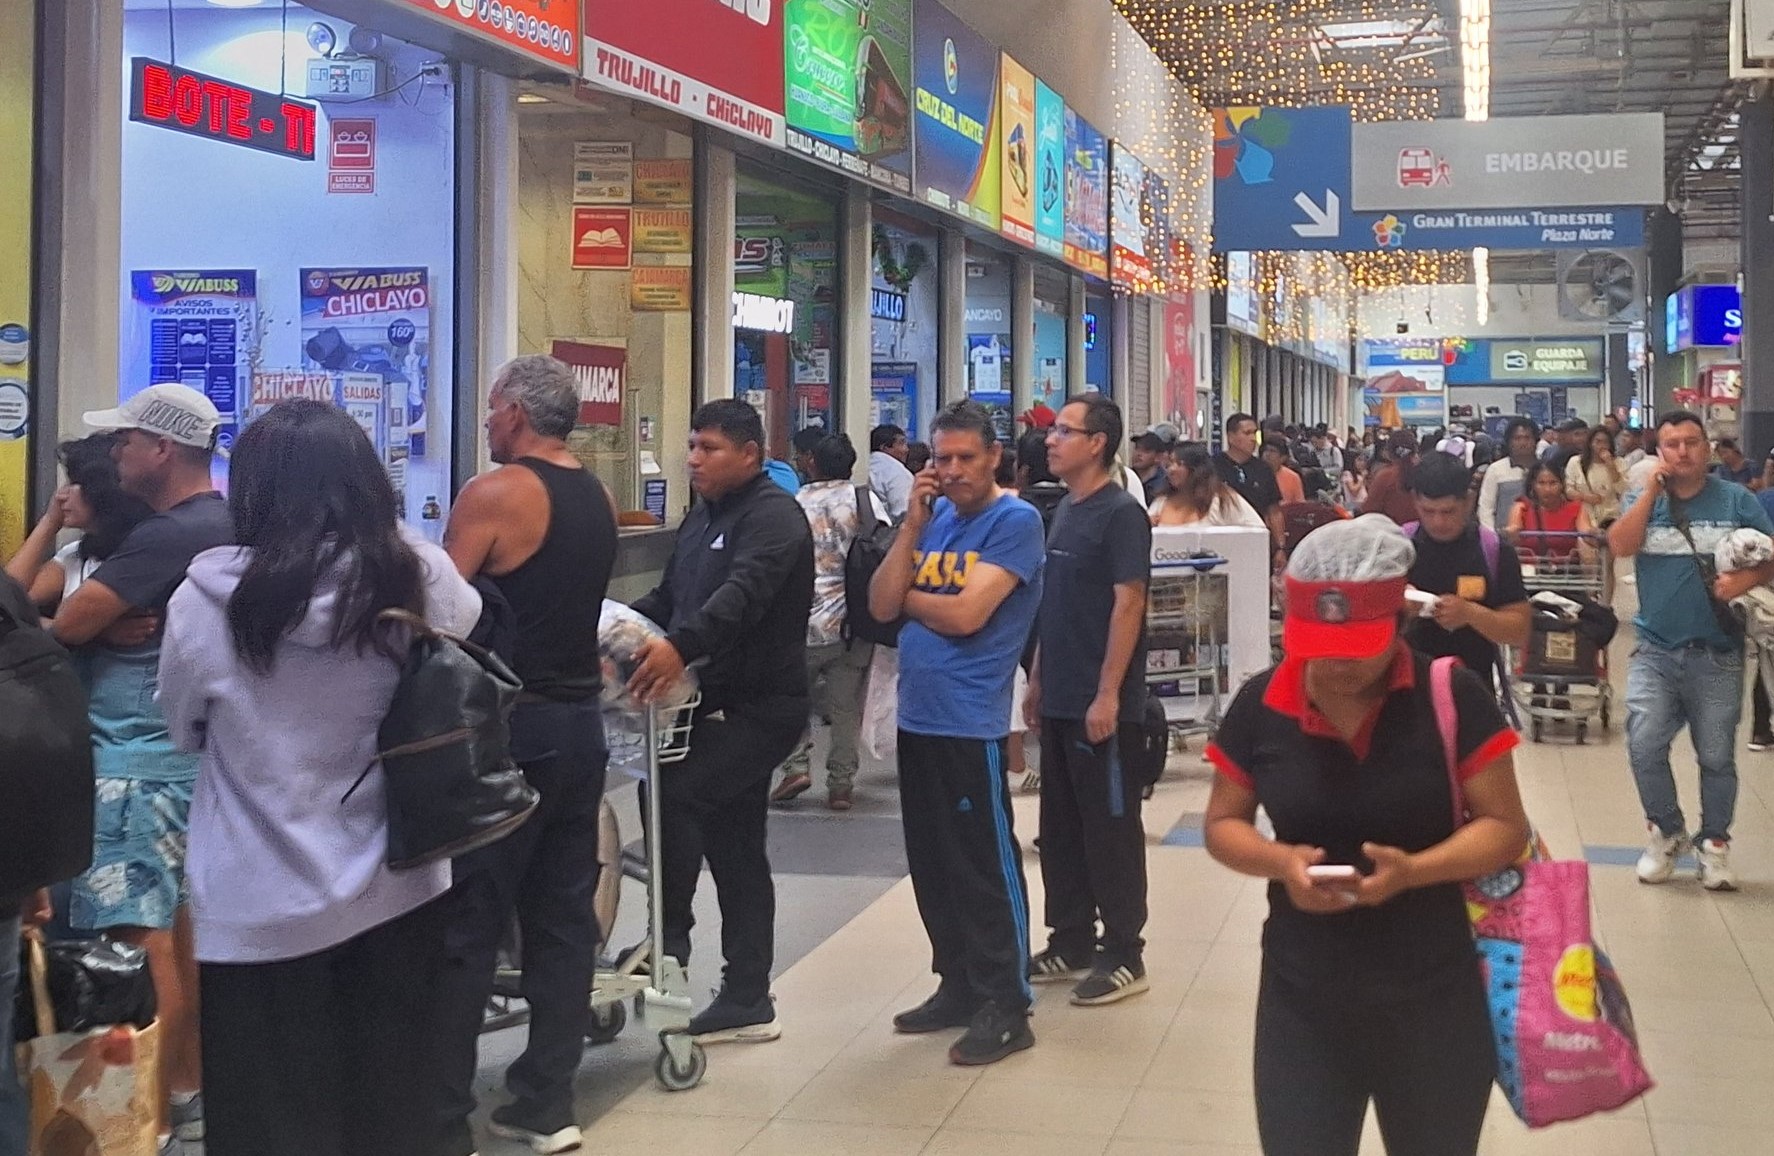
top-left (862, 646), bottom-right (899, 761)
top-left (598, 600), bottom-right (698, 716)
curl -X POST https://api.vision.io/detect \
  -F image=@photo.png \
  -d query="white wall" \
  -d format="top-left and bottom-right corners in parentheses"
top-left (514, 101), bottom-right (694, 517)
top-left (1684, 239), bottom-right (1739, 278)
top-left (870, 218), bottom-right (941, 438)
top-left (1357, 283), bottom-right (1610, 342)
top-left (119, 5), bottom-right (456, 525)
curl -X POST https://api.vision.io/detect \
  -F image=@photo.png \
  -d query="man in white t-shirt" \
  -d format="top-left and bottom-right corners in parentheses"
top-left (869, 424), bottom-right (915, 520)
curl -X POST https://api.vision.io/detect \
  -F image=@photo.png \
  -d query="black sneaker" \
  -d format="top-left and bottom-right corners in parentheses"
top-left (488, 1102), bottom-right (583, 1154)
top-left (891, 987), bottom-right (981, 1034)
top-left (1028, 946), bottom-right (1091, 984)
top-left (1070, 957), bottom-right (1149, 1006)
top-left (687, 989), bottom-right (782, 1044)
top-left (1751, 734), bottom-right (1774, 752)
top-left (947, 1001), bottom-right (1034, 1066)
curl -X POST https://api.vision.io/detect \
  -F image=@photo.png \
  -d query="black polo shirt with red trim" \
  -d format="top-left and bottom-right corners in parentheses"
top-left (1206, 647), bottom-right (1518, 997)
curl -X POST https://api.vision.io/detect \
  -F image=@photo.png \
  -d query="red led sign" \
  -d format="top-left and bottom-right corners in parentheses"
top-left (129, 58), bottom-right (318, 161)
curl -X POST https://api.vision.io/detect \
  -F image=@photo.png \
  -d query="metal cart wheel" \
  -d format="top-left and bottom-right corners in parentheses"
top-left (654, 1042), bottom-right (707, 1091)
top-left (586, 1000), bottom-right (627, 1046)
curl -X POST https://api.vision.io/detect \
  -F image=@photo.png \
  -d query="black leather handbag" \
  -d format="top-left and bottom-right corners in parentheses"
top-left (347, 608), bottom-right (538, 870)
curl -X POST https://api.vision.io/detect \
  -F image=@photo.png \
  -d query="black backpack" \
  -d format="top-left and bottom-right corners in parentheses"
top-left (843, 484), bottom-right (905, 647)
top-left (0, 585), bottom-right (95, 904)
top-left (1125, 692), bottom-right (1171, 800)
top-left (348, 608), bottom-right (538, 870)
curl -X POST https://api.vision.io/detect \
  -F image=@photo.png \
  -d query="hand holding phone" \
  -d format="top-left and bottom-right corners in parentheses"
top-left (1403, 588), bottom-right (1437, 619)
top-left (1305, 865), bottom-right (1361, 884)
top-left (1280, 847), bottom-right (1358, 914)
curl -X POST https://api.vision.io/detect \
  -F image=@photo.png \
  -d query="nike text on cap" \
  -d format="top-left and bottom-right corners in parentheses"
top-left (84, 383), bottom-right (222, 450)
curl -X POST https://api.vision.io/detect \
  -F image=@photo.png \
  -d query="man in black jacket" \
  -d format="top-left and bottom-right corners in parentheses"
top-left (630, 399), bottom-right (815, 1044)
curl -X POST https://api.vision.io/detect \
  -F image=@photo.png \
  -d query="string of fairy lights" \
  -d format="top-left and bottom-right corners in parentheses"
top-left (1111, 18), bottom-right (1215, 294)
top-left (1115, 0), bottom-right (1486, 338)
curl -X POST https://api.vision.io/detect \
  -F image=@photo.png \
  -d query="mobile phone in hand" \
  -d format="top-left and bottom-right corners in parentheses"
top-left (1305, 865), bottom-right (1360, 884)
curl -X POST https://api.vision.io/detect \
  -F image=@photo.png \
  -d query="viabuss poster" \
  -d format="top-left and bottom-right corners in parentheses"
top-left (1110, 144), bottom-right (1153, 290)
top-left (998, 54), bottom-right (1036, 247)
top-left (298, 267), bottom-right (447, 535)
top-left (1033, 81), bottom-right (1065, 258)
top-left (1063, 107), bottom-right (1108, 278)
top-left (912, 0), bottom-right (1000, 228)
top-left (123, 270), bottom-right (257, 464)
top-left (783, 0), bottom-right (914, 193)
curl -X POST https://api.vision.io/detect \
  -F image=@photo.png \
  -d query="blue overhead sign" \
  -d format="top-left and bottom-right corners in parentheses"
top-left (1214, 105), bottom-right (1646, 252)
top-left (1670, 284), bottom-right (1742, 351)
top-left (1213, 105), bottom-right (1353, 253)
top-left (1358, 207), bottom-right (1644, 251)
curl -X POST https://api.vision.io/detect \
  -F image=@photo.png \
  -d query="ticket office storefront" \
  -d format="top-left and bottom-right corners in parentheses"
top-left (733, 163), bottom-right (843, 458)
top-left (513, 86), bottom-right (696, 528)
top-left (110, 0), bottom-right (548, 542)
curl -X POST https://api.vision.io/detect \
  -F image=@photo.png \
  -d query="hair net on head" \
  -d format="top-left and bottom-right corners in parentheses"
top-left (1286, 514), bottom-right (1416, 584)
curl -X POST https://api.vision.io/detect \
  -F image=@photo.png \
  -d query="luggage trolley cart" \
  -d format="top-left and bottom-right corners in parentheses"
top-left (1510, 532), bottom-right (1613, 744)
top-left (482, 694), bottom-right (709, 1093)
top-left (1146, 551), bottom-right (1230, 748)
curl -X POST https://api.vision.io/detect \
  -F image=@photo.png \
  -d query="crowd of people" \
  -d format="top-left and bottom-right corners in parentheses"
top-left (0, 371), bottom-right (1158, 1154)
top-left (4, 365), bottom-right (1770, 1156)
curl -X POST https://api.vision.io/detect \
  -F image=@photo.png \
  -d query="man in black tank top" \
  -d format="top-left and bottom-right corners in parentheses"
top-left (430, 355), bottom-right (617, 1156)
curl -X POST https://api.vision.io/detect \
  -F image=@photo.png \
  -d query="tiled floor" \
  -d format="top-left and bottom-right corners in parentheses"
top-left (471, 609), bottom-right (1774, 1155)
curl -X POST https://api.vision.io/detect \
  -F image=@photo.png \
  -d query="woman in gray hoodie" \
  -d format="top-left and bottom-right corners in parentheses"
top-left (158, 400), bottom-right (480, 1156)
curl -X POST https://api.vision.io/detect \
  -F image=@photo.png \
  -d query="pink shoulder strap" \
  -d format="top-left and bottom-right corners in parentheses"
top-left (1430, 655), bottom-right (1464, 827)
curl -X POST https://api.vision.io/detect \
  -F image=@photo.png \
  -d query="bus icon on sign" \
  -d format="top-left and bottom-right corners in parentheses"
top-left (1397, 147), bottom-right (1451, 189)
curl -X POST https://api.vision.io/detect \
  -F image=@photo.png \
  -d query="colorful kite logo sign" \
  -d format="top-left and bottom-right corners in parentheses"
top-left (1373, 214), bottom-right (1406, 248)
top-left (1212, 107), bottom-right (1293, 185)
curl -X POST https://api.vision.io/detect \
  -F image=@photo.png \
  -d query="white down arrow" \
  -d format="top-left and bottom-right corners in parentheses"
top-left (1291, 190), bottom-right (1341, 238)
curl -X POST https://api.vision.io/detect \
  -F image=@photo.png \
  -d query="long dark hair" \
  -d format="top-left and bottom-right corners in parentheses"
top-left (58, 435), bottom-right (153, 561)
top-left (1523, 460), bottom-right (1569, 508)
top-left (1172, 443), bottom-right (1223, 518)
top-left (225, 400), bottom-right (424, 674)
top-left (1578, 426), bottom-right (1618, 478)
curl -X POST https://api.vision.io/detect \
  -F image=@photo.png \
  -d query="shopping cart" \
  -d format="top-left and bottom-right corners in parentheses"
top-left (1509, 532), bottom-right (1614, 744)
top-left (482, 695), bottom-right (709, 1092)
top-left (1146, 551), bottom-right (1229, 750)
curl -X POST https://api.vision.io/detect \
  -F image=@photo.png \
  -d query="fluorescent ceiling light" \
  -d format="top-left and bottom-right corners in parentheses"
top-left (1395, 44), bottom-right (1452, 63)
top-left (1461, 0), bottom-right (1491, 121)
top-left (518, 93), bottom-right (550, 104)
top-left (206, 0), bottom-right (268, 8)
top-left (1317, 18), bottom-right (1445, 51)
top-left (1473, 247), bottom-right (1490, 327)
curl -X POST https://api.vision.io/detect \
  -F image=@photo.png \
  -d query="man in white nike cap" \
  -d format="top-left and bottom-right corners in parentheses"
top-left (53, 382), bottom-right (234, 1146)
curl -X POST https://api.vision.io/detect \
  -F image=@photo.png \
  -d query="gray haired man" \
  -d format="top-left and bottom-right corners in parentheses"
top-left (432, 356), bottom-right (620, 1156)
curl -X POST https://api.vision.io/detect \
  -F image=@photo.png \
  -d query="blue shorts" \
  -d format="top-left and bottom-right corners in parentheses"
top-left (70, 778), bottom-right (193, 932)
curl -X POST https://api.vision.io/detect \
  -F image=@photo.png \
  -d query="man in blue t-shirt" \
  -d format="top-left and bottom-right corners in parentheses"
top-left (868, 400), bottom-right (1045, 1067)
top-left (1611, 409), bottom-right (1774, 893)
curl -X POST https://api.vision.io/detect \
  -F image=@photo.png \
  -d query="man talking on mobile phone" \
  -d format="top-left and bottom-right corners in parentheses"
top-left (869, 401), bottom-right (1045, 1066)
top-left (1610, 409), bottom-right (1773, 892)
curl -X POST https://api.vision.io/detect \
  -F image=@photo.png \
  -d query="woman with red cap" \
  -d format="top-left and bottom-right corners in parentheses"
top-left (1203, 515), bottom-right (1531, 1156)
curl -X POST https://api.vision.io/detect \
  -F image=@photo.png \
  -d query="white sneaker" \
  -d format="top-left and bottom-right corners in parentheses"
top-left (1636, 826), bottom-right (1689, 884)
top-left (1697, 839), bottom-right (1739, 892)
